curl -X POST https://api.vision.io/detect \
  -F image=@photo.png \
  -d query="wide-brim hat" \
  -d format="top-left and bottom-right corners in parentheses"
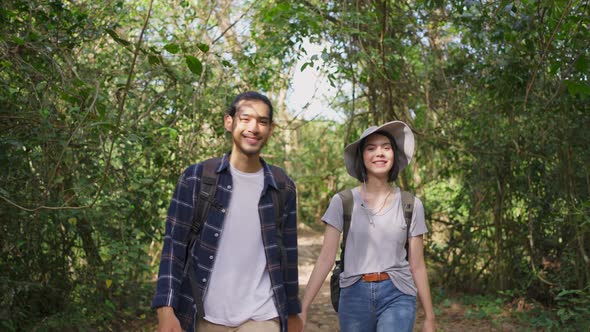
top-left (344, 121), bottom-right (415, 181)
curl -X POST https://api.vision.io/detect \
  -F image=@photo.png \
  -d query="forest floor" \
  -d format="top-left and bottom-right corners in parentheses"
top-left (136, 226), bottom-right (538, 331)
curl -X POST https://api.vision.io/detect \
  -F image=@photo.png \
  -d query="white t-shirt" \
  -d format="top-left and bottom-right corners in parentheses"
top-left (203, 166), bottom-right (278, 326)
top-left (322, 187), bottom-right (428, 296)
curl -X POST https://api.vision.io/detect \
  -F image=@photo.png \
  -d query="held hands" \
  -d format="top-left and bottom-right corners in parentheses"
top-left (287, 314), bottom-right (304, 332)
top-left (296, 311), bottom-right (307, 332)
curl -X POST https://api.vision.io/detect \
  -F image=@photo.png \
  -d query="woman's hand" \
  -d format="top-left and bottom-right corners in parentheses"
top-left (421, 317), bottom-right (436, 332)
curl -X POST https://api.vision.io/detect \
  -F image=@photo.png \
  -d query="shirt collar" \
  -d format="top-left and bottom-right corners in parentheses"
top-left (217, 153), bottom-right (280, 191)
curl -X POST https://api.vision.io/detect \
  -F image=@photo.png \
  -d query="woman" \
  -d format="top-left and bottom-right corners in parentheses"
top-left (300, 121), bottom-right (435, 332)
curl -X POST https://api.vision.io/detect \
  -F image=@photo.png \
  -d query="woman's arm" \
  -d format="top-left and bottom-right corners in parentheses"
top-left (409, 235), bottom-right (436, 332)
top-left (299, 224), bottom-right (341, 330)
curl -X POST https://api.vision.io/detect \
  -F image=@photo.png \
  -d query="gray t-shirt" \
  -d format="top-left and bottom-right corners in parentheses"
top-left (322, 187), bottom-right (428, 296)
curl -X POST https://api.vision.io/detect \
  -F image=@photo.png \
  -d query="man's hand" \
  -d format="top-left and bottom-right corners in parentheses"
top-left (422, 317), bottom-right (436, 332)
top-left (157, 306), bottom-right (182, 332)
top-left (287, 314), bottom-right (303, 332)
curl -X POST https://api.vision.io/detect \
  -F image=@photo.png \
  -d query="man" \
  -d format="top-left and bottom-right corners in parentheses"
top-left (152, 92), bottom-right (302, 332)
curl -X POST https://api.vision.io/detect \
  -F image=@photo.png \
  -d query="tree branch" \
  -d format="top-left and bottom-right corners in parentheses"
top-left (88, 0), bottom-right (154, 208)
top-left (300, 0), bottom-right (340, 24)
top-left (524, 0), bottom-right (574, 105)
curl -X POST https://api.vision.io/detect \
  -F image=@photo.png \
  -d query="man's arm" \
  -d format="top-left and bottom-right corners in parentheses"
top-left (283, 179), bottom-right (302, 315)
top-left (151, 165), bottom-right (199, 326)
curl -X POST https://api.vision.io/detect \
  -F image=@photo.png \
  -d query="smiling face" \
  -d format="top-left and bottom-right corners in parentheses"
top-left (362, 133), bottom-right (394, 180)
top-left (224, 99), bottom-right (274, 158)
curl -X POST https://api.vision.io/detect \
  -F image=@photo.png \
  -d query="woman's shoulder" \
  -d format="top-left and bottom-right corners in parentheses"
top-left (327, 186), bottom-right (361, 208)
top-left (331, 186), bottom-right (360, 197)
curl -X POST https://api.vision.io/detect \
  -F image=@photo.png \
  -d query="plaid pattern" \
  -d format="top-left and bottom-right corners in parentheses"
top-left (151, 153), bottom-right (301, 332)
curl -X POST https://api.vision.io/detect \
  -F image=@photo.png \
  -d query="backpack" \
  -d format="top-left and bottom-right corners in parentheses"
top-left (329, 188), bottom-right (415, 312)
top-left (185, 157), bottom-right (289, 321)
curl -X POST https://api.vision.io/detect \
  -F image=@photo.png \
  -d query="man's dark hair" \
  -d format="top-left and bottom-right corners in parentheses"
top-left (227, 91), bottom-right (274, 122)
top-left (353, 130), bottom-right (402, 183)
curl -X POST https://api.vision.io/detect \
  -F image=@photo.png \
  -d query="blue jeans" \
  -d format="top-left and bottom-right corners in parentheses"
top-left (338, 279), bottom-right (416, 332)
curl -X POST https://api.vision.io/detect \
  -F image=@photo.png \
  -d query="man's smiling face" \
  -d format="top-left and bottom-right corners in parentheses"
top-left (224, 99), bottom-right (274, 157)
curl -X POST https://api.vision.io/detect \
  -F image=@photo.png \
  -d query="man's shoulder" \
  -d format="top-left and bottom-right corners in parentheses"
top-left (195, 156), bottom-right (224, 165)
top-left (180, 156), bottom-right (224, 180)
top-left (266, 163), bottom-right (287, 177)
top-left (266, 163), bottom-right (296, 188)
top-left (195, 157), bottom-right (222, 170)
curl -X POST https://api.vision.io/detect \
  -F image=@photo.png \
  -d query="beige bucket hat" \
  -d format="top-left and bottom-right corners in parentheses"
top-left (344, 121), bottom-right (415, 181)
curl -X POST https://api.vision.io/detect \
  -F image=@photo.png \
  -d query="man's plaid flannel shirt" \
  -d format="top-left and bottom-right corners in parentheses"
top-left (151, 154), bottom-right (301, 331)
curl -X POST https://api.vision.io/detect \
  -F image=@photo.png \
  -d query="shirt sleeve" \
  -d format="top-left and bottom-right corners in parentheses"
top-left (151, 164), bottom-right (199, 310)
top-left (409, 196), bottom-right (428, 237)
top-left (321, 194), bottom-right (344, 232)
top-left (283, 178), bottom-right (302, 314)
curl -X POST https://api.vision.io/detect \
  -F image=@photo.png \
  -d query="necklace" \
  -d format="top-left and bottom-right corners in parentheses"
top-left (360, 185), bottom-right (393, 226)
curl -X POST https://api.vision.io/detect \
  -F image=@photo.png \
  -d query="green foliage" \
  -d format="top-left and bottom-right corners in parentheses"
top-left (267, 120), bottom-right (354, 226)
top-left (553, 287), bottom-right (590, 330)
top-left (462, 295), bottom-right (504, 321)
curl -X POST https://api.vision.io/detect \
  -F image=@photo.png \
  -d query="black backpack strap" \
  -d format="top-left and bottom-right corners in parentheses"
top-left (337, 189), bottom-right (353, 272)
top-left (192, 157), bottom-right (221, 233)
top-left (400, 190), bottom-right (415, 261)
top-left (188, 157), bottom-right (221, 321)
top-left (269, 165), bottom-right (288, 280)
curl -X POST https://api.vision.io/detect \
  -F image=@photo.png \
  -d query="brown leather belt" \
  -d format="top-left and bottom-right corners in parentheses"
top-left (361, 272), bottom-right (389, 282)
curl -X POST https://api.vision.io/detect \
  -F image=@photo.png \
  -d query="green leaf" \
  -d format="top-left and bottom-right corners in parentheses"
top-left (164, 43), bottom-right (180, 54)
top-left (197, 43), bottom-right (210, 53)
top-left (221, 60), bottom-right (231, 67)
top-left (574, 55), bottom-right (588, 73)
top-left (185, 55), bottom-right (203, 75)
top-left (28, 32), bottom-right (40, 42)
top-left (149, 46), bottom-right (160, 54)
top-left (105, 29), bottom-right (131, 46)
top-left (564, 80), bottom-right (590, 97)
top-left (11, 36), bottom-right (25, 45)
top-left (148, 55), bottom-right (160, 65)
